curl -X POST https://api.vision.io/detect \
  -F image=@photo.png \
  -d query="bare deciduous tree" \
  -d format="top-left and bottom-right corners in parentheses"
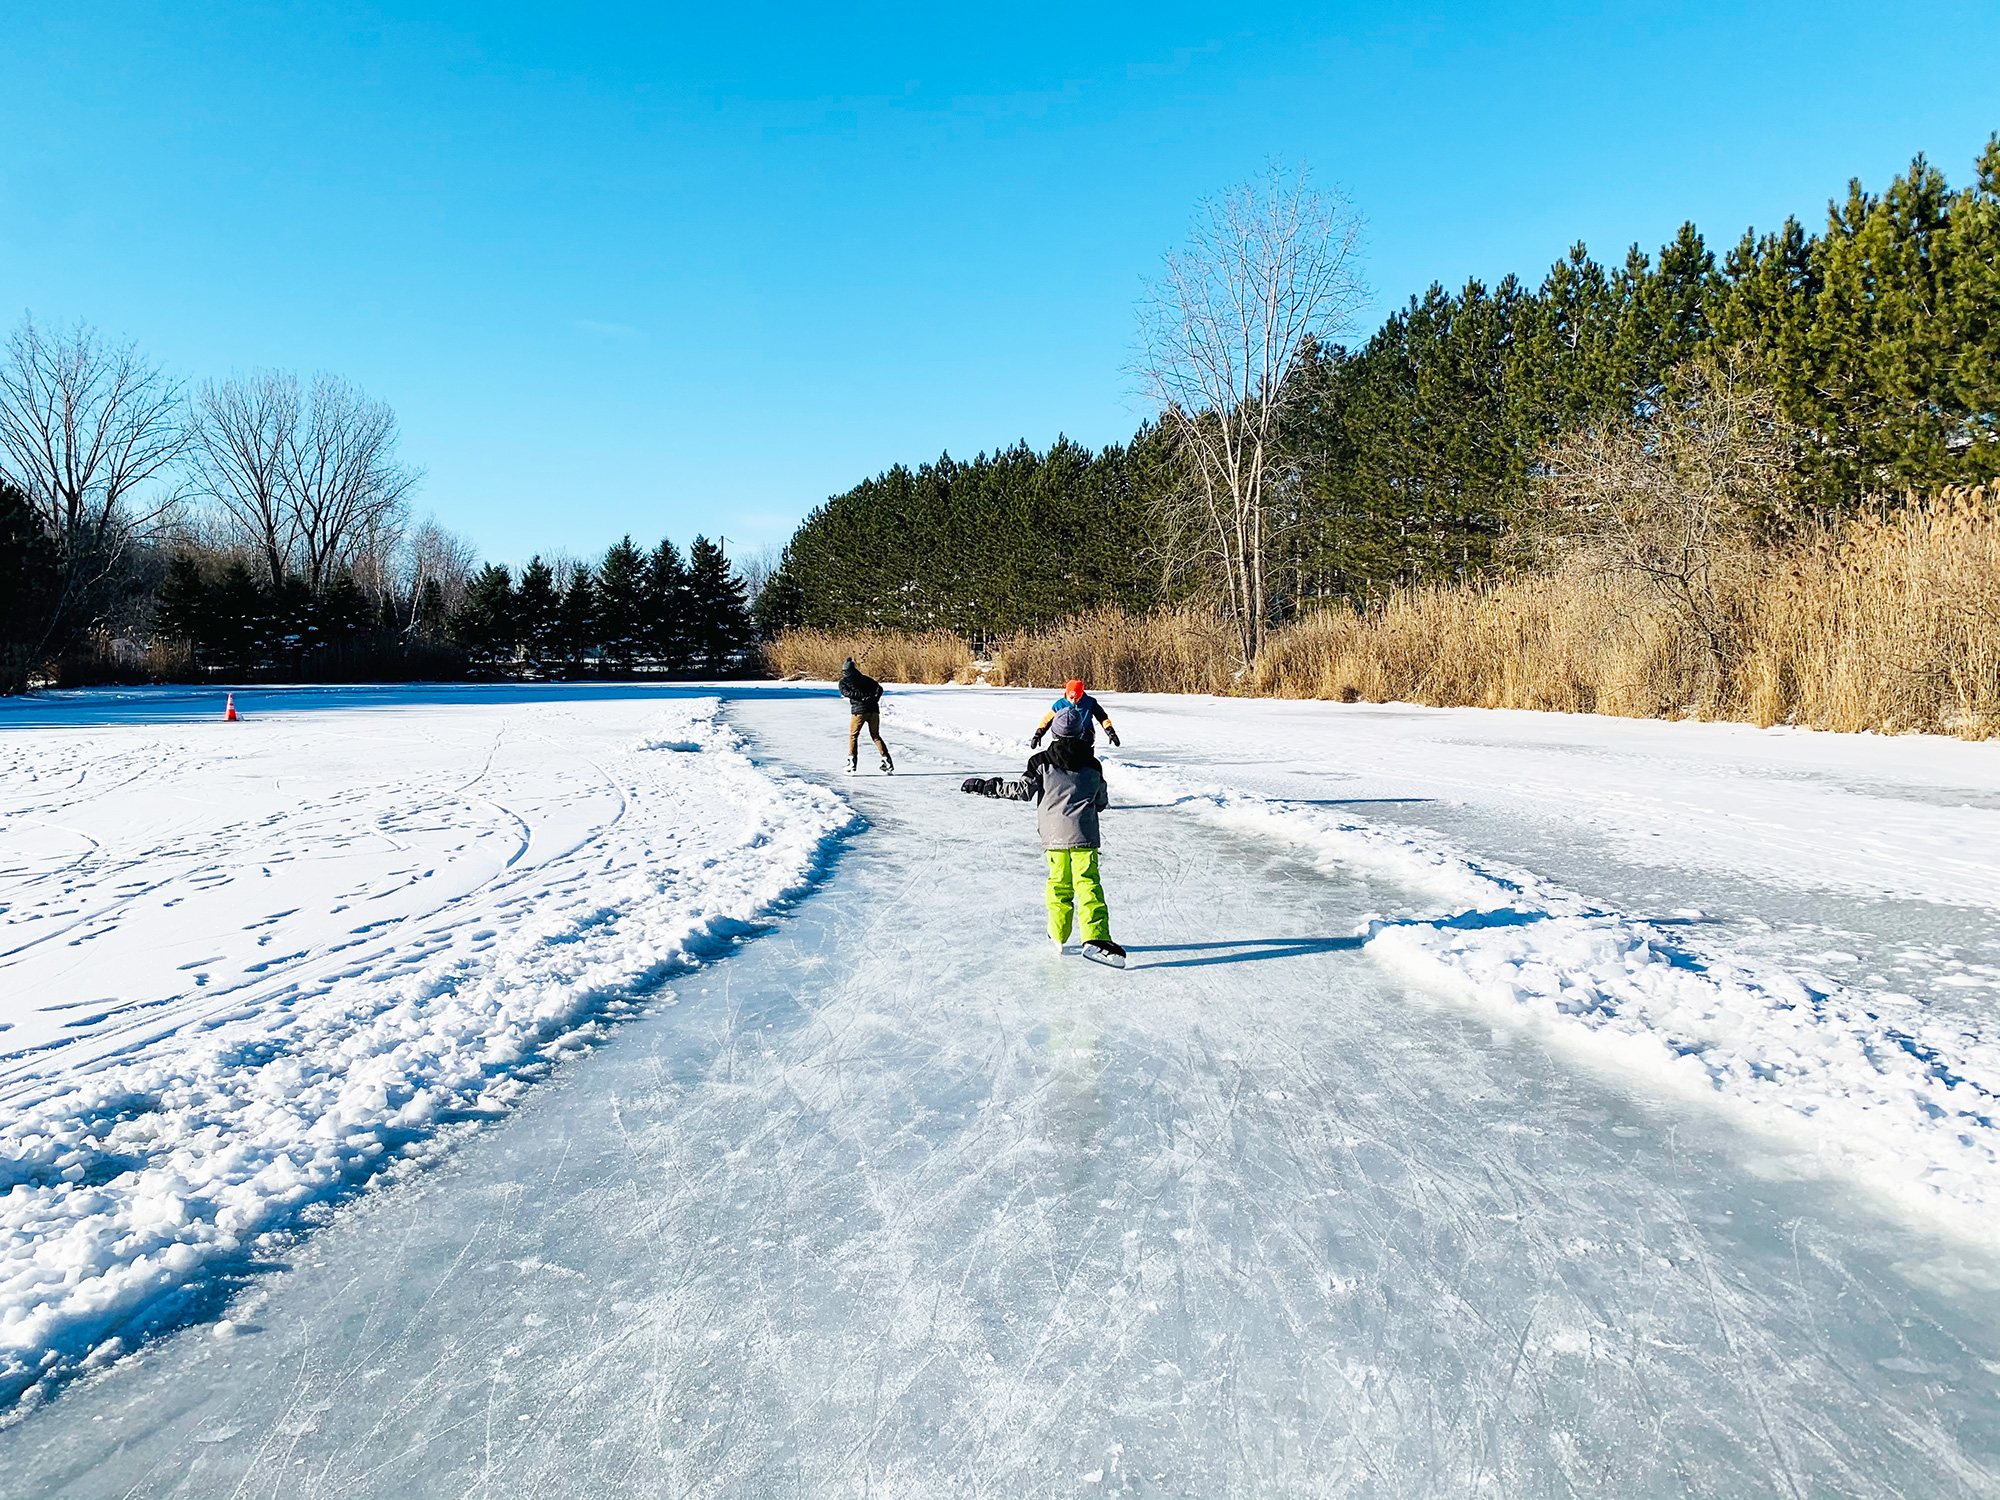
top-left (284, 374), bottom-right (422, 596)
top-left (1138, 164), bottom-right (1366, 662)
top-left (185, 370), bottom-right (300, 587)
top-left (1536, 351), bottom-right (1798, 686)
top-left (400, 518), bottom-right (478, 630)
top-left (0, 315), bottom-right (188, 559)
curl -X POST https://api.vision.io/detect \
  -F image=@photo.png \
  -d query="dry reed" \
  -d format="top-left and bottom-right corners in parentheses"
top-left (1252, 488), bottom-right (2000, 738)
top-left (990, 608), bottom-right (1239, 695)
top-left (762, 627), bottom-right (976, 684)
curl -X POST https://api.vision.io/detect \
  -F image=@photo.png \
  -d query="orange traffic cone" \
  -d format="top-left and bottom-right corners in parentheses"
top-left (224, 693), bottom-right (239, 722)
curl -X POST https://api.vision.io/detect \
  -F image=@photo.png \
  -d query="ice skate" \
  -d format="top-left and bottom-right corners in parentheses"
top-left (880, 753), bottom-right (894, 774)
top-left (845, 755), bottom-right (857, 775)
top-left (1081, 938), bottom-right (1126, 969)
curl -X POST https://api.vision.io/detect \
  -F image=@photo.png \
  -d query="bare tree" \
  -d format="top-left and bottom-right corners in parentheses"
top-left (399, 518), bottom-right (478, 633)
top-left (1138, 165), bottom-right (1367, 662)
top-left (284, 374), bottom-right (422, 595)
top-left (0, 315), bottom-right (188, 560)
top-left (185, 370), bottom-right (300, 587)
top-left (733, 543), bottom-right (782, 606)
top-left (1535, 351), bottom-right (1798, 686)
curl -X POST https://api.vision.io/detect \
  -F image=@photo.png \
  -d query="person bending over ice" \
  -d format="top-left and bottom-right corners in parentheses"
top-left (962, 735), bottom-right (1126, 968)
top-left (1030, 679), bottom-right (1120, 750)
top-left (838, 657), bottom-right (894, 774)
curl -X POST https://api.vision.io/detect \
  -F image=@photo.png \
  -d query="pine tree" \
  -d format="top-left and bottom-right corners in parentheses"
top-left (515, 557), bottom-right (560, 670)
top-left (685, 535), bottom-right (753, 674)
top-left (556, 566), bottom-right (596, 674)
top-left (455, 564), bottom-right (517, 667)
top-left (153, 551), bottom-right (210, 654)
top-left (0, 482), bottom-right (62, 693)
top-left (595, 538), bottom-right (647, 672)
top-left (644, 538), bottom-right (689, 671)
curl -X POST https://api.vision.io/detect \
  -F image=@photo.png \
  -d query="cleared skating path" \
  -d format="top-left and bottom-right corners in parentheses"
top-left (7, 693), bottom-right (1999, 1497)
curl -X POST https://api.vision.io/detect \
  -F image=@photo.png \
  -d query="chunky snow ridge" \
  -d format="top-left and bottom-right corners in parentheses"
top-left (0, 697), bottom-right (853, 1409)
top-left (887, 702), bottom-right (2000, 1240)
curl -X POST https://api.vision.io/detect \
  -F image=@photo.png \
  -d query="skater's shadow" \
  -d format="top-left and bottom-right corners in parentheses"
top-left (1129, 937), bottom-right (1365, 968)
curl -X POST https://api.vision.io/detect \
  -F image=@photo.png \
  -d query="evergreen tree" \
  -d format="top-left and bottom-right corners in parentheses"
top-left (555, 566), bottom-right (596, 674)
top-left (685, 535), bottom-right (753, 674)
top-left (515, 557), bottom-right (560, 670)
top-left (644, 538), bottom-right (689, 671)
top-left (455, 564), bottom-right (517, 666)
top-left (595, 537), bottom-right (647, 672)
top-left (212, 559), bottom-right (266, 669)
top-left (153, 551), bottom-right (210, 651)
top-left (0, 481), bottom-right (62, 693)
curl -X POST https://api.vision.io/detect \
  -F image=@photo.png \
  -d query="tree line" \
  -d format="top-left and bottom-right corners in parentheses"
top-left (452, 534), bottom-right (752, 676)
top-left (0, 318), bottom-right (759, 690)
top-left (761, 140), bottom-right (2000, 652)
top-left (754, 436), bottom-right (1177, 643)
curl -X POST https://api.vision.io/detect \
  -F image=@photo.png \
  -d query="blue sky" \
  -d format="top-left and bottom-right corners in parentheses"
top-left (4, 2), bottom-right (1996, 567)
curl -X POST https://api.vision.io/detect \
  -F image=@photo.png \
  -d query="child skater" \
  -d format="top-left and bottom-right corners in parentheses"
top-left (962, 729), bottom-right (1126, 968)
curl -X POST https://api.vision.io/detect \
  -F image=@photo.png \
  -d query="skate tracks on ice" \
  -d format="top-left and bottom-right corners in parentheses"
top-left (3, 685), bottom-right (2000, 1498)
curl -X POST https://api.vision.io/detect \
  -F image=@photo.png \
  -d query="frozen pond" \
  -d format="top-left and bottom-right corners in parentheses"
top-left (5, 693), bottom-right (1996, 1497)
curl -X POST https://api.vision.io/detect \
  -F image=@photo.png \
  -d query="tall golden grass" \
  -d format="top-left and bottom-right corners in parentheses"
top-left (990, 608), bottom-right (1238, 694)
top-left (1254, 487), bottom-right (2000, 737)
top-left (764, 489), bottom-right (2000, 737)
top-left (762, 627), bottom-right (975, 684)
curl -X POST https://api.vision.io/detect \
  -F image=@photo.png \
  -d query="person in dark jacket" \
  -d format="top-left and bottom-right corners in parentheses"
top-left (1030, 679), bottom-right (1121, 750)
top-left (838, 658), bottom-right (893, 774)
top-left (962, 734), bottom-right (1124, 966)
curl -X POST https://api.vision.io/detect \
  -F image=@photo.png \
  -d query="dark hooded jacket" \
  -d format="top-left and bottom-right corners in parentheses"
top-left (991, 737), bottom-right (1110, 850)
top-left (838, 660), bottom-right (882, 713)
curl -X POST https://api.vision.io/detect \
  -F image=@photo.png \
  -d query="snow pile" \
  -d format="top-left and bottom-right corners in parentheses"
top-left (0, 698), bottom-right (852, 1409)
top-left (885, 702), bottom-right (2000, 1237)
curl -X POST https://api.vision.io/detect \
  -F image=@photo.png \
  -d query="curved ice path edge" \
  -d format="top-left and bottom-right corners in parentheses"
top-left (886, 704), bottom-right (2000, 1246)
top-left (0, 699), bottom-right (857, 1417)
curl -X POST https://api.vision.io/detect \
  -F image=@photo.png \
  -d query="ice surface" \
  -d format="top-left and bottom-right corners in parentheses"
top-left (0, 686), bottom-right (852, 1410)
top-left (886, 691), bottom-right (2000, 1241)
top-left (1, 693), bottom-right (1997, 1498)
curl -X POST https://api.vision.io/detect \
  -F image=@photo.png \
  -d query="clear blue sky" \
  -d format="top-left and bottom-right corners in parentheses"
top-left (4, 2), bottom-right (1996, 567)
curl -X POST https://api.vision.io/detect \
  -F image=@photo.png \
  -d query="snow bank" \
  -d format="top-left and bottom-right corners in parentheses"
top-left (886, 703), bottom-right (2000, 1240)
top-left (0, 698), bottom-right (853, 1410)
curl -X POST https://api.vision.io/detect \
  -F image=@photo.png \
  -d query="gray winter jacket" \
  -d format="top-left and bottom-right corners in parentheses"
top-left (997, 745), bottom-right (1110, 850)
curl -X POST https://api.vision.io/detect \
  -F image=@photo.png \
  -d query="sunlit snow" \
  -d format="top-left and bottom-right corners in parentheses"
top-left (2, 683), bottom-right (1997, 1497)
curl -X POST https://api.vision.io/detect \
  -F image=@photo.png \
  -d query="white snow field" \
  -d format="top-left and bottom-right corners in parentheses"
top-left (2, 682), bottom-right (1999, 1499)
top-left (0, 686), bottom-right (853, 1413)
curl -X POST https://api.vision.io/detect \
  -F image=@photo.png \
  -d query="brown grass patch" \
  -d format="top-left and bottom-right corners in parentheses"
top-left (1252, 488), bottom-right (2000, 738)
top-left (762, 628), bottom-right (976, 684)
top-left (989, 609), bottom-right (1238, 695)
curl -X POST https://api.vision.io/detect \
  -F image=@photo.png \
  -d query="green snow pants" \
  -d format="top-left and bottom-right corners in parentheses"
top-left (1045, 848), bottom-right (1111, 944)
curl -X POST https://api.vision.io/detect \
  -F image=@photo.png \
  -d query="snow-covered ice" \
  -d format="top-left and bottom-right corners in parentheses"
top-left (0, 686), bottom-right (851, 1411)
top-left (2, 682), bottom-right (1998, 1497)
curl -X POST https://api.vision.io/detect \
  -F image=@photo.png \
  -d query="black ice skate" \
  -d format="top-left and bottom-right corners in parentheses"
top-left (880, 753), bottom-right (895, 774)
top-left (845, 755), bottom-right (857, 775)
top-left (1081, 939), bottom-right (1126, 969)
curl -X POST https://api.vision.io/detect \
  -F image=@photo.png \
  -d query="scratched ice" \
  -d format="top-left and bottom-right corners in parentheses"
top-left (5, 692), bottom-right (1997, 1499)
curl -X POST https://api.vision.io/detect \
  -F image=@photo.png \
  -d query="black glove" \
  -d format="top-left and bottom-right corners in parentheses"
top-left (961, 777), bottom-right (986, 794)
top-left (1029, 725), bottom-right (1047, 748)
top-left (1105, 727), bottom-right (1121, 748)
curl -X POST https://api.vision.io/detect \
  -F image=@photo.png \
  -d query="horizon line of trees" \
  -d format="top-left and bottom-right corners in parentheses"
top-left (0, 313), bottom-right (763, 689)
top-left (761, 138), bottom-right (2000, 652)
top-left (452, 533), bottom-right (754, 676)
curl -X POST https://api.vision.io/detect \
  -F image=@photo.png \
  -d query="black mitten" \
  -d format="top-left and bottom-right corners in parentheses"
top-left (1029, 725), bottom-right (1047, 748)
top-left (1105, 727), bottom-right (1121, 748)
top-left (961, 777), bottom-right (986, 794)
